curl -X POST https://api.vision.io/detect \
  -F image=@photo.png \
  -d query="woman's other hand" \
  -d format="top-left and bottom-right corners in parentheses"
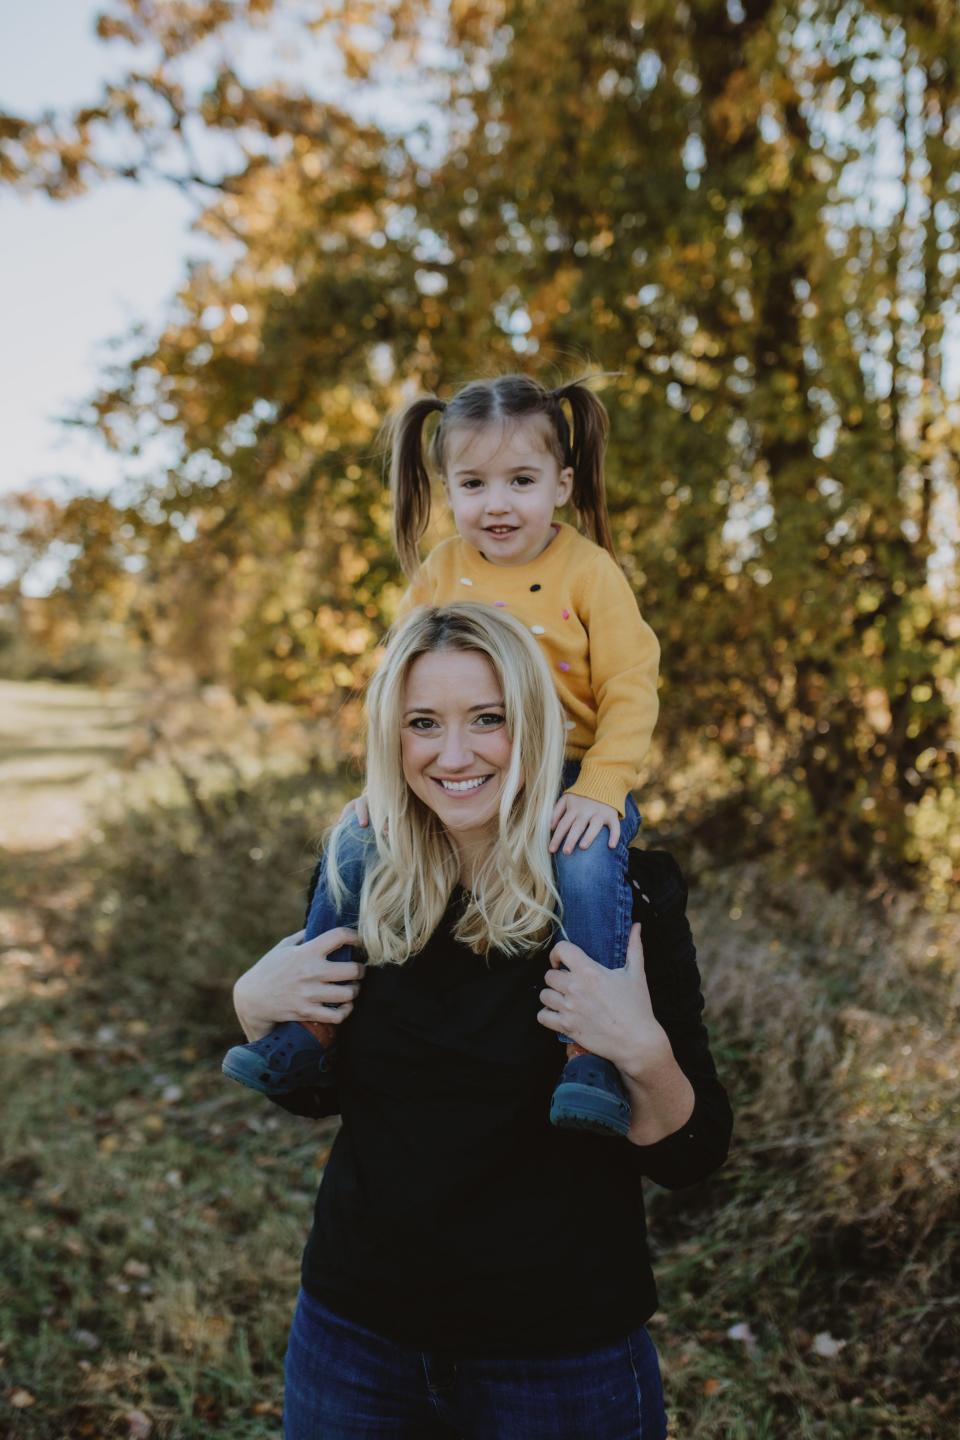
top-left (233, 927), bottom-right (363, 1042)
top-left (338, 792), bottom-right (370, 827)
top-left (538, 923), bottom-right (668, 1076)
top-left (539, 923), bottom-right (695, 1144)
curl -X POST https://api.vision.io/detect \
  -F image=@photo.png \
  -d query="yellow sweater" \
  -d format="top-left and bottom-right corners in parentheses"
top-left (399, 523), bottom-right (660, 815)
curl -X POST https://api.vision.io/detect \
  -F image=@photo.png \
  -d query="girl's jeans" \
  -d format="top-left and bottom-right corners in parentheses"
top-left (283, 1286), bottom-right (667, 1440)
top-left (305, 762), bottom-right (642, 1022)
top-left (304, 815), bottom-right (374, 958)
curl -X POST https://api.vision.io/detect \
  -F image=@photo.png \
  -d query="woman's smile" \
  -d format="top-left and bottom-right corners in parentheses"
top-left (433, 774), bottom-right (493, 793)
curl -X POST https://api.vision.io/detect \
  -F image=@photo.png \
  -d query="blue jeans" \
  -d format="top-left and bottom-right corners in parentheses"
top-left (555, 761), bottom-right (640, 968)
top-left (283, 1287), bottom-right (667, 1439)
top-left (554, 761), bottom-right (641, 1043)
top-left (304, 815), bottom-right (375, 958)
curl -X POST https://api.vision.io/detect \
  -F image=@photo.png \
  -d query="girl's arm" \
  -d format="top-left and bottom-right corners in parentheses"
top-left (565, 551), bottom-right (660, 815)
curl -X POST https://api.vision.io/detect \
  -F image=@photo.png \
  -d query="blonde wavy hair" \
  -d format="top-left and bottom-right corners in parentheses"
top-left (328, 603), bottom-right (565, 964)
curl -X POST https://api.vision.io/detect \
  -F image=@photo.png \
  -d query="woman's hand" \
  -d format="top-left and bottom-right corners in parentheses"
top-left (538, 923), bottom-right (668, 1075)
top-left (338, 792), bottom-right (370, 827)
top-left (539, 923), bottom-right (696, 1144)
top-left (549, 792), bottom-right (620, 855)
top-left (233, 927), bottom-right (363, 1042)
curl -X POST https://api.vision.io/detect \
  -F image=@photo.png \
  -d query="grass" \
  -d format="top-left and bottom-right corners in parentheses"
top-left (1, 749), bottom-right (958, 1437)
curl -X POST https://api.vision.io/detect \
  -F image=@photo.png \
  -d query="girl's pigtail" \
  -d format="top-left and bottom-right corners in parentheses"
top-left (385, 396), bottom-right (445, 577)
top-left (555, 380), bottom-right (616, 559)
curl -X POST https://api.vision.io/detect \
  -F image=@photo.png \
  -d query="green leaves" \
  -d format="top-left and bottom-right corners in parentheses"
top-left (3, 0), bottom-right (957, 883)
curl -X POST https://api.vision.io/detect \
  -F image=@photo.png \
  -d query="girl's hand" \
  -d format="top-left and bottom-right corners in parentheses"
top-left (233, 927), bottom-right (363, 1042)
top-left (549, 792), bottom-right (620, 855)
top-left (338, 792), bottom-right (370, 827)
top-left (537, 923), bottom-right (671, 1078)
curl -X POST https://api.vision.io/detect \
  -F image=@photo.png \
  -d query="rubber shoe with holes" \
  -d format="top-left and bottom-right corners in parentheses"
top-left (549, 1052), bottom-right (632, 1139)
top-left (221, 1021), bottom-right (336, 1097)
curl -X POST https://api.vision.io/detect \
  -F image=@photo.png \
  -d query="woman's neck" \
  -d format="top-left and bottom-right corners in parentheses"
top-left (451, 830), bottom-right (497, 889)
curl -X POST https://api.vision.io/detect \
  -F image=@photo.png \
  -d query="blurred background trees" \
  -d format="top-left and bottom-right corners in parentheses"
top-left (1, 0), bottom-right (957, 886)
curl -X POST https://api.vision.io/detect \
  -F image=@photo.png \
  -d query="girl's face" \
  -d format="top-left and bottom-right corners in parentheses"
top-left (443, 420), bottom-right (574, 567)
top-left (400, 649), bottom-right (514, 853)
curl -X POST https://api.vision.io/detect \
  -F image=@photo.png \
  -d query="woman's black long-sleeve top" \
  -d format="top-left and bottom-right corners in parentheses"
top-left (271, 849), bottom-right (732, 1355)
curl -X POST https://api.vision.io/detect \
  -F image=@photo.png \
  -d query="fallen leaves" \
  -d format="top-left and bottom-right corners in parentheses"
top-left (811, 1331), bottom-right (848, 1359)
top-left (726, 1320), bottom-right (759, 1354)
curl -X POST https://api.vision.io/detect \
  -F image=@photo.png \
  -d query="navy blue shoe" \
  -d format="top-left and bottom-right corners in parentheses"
top-left (222, 1021), bottom-right (336, 1097)
top-left (549, 1053), bottom-right (632, 1139)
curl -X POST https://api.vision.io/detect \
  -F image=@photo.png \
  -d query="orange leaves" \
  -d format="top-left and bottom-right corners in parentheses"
top-left (708, 68), bottom-right (763, 146)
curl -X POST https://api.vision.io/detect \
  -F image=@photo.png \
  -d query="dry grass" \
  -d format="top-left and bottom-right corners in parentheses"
top-left (1, 680), bottom-right (957, 1437)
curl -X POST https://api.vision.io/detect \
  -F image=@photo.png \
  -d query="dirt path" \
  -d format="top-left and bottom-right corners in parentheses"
top-left (0, 679), bottom-right (144, 853)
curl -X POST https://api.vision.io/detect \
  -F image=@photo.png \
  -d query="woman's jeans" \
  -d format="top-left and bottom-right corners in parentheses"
top-left (306, 762), bottom-right (642, 1011)
top-left (283, 1287), bottom-right (667, 1440)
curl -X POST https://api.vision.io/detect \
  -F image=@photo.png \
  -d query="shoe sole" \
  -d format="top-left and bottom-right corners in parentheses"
top-left (222, 1047), bottom-right (338, 1097)
top-left (550, 1083), bottom-right (631, 1139)
top-left (222, 1051), bottom-right (288, 1095)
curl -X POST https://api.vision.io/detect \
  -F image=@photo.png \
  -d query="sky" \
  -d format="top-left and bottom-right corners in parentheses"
top-left (0, 0), bottom-right (209, 502)
top-left (0, 0), bottom-right (443, 519)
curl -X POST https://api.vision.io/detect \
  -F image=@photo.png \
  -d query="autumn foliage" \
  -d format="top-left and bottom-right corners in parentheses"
top-left (1, 0), bottom-right (957, 884)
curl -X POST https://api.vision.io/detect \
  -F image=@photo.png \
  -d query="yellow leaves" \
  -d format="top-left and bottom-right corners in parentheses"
top-left (708, 68), bottom-right (761, 145)
top-left (144, 1278), bottom-right (234, 1361)
top-left (863, 689), bottom-right (892, 734)
top-left (350, 397), bottom-right (380, 429)
top-left (341, 625), bottom-right (370, 655)
top-left (331, 662), bottom-right (356, 687)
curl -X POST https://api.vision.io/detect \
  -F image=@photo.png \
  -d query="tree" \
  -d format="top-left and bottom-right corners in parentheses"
top-left (2, 0), bottom-right (956, 881)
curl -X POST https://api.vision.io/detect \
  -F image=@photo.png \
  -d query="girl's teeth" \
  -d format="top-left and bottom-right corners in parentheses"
top-left (440, 777), bottom-right (487, 791)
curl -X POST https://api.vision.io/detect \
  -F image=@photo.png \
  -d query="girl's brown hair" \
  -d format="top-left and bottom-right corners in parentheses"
top-left (384, 374), bottom-right (615, 577)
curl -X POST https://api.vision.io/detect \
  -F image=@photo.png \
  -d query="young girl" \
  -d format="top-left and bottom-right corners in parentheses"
top-left (223, 374), bottom-right (660, 1138)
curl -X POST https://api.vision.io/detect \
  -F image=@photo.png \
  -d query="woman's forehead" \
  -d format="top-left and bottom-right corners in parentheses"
top-left (403, 648), bottom-right (503, 704)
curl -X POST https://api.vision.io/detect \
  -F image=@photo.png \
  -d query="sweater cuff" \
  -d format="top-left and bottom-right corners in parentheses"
top-left (625, 1092), bottom-right (731, 1190)
top-left (565, 764), bottom-right (632, 816)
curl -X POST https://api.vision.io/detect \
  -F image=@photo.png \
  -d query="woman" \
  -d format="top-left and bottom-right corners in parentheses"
top-left (232, 603), bottom-right (732, 1440)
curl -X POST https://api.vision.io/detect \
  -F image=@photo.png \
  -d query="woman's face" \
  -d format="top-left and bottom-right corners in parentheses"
top-left (400, 648), bottom-right (514, 851)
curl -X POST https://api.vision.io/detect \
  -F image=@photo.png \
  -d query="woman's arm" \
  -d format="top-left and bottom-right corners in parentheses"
top-left (538, 851), bottom-right (732, 1187)
top-left (232, 926), bottom-right (363, 1042)
top-left (540, 926), bottom-right (696, 1145)
top-left (231, 924), bottom-right (364, 1122)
